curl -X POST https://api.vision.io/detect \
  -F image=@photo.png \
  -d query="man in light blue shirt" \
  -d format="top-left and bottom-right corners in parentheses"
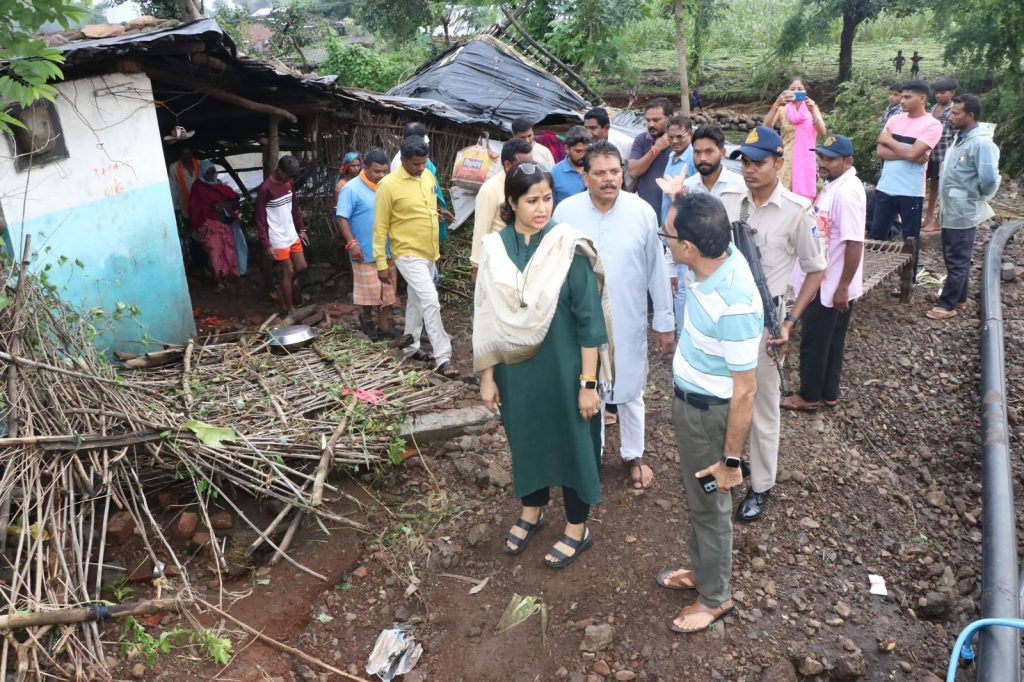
top-left (660, 115), bottom-right (698, 223)
top-left (551, 125), bottom-right (591, 206)
top-left (657, 191), bottom-right (759, 634)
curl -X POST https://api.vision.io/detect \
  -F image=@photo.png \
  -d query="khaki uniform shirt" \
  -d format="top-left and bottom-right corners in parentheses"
top-left (720, 181), bottom-right (825, 298)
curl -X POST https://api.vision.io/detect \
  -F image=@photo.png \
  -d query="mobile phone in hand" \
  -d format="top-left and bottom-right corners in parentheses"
top-left (698, 460), bottom-right (751, 494)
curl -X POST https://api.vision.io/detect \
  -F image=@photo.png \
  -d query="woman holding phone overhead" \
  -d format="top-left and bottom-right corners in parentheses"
top-left (765, 77), bottom-right (827, 201)
top-left (473, 162), bottom-right (613, 569)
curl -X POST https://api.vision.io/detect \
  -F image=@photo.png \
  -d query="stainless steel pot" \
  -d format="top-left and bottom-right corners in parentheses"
top-left (267, 324), bottom-right (317, 351)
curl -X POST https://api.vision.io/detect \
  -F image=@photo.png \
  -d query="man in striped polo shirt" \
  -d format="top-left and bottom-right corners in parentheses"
top-left (655, 192), bottom-right (761, 634)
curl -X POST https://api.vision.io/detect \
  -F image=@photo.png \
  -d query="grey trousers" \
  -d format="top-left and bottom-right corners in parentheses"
top-left (672, 397), bottom-right (732, 608)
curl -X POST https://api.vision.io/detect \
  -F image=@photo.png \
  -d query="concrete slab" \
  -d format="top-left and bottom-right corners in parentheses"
top-left (400, 405), bottom-right (495, 444)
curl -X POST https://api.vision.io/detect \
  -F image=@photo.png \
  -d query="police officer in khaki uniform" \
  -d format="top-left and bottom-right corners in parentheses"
top-left (719, 126), bottom-right (826, 522)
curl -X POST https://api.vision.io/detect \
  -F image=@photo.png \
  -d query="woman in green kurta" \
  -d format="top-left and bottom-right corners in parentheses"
top-left (473, 165), bottom-right (610, 569)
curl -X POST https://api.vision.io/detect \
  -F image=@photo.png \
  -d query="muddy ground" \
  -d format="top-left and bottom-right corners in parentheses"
top-left (115, 211), bottom-right (1024, 682)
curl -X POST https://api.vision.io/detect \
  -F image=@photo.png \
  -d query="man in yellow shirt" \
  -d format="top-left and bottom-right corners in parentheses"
top-left (374, 137), bottom-right (457, 377)
top-left (470, 138), bottom-right (533, 282)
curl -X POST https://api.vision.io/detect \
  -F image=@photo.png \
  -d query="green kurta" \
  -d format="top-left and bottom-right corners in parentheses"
top-left (492, 223), bottom-right (609, 505)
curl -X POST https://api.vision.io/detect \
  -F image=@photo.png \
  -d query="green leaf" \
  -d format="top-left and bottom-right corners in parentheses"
top-left (314, 612), bottom-right (334, 624)
top-left (0, 295), bottom-right (10, 312)
top-left (182, 420), bottom-right (238, 449)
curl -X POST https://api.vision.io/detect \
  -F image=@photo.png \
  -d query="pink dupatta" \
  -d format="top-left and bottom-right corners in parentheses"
top-left (786, 103), bottom-right (817, 200)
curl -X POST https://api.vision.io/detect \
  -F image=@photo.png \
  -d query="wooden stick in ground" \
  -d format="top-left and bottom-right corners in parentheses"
top-left (0, 598), bottom-right (186, 631)
top-left (269, 507), bottom-right (304, 566)
top-left (181, 338), bottom-right (195, 416)
top-left (196, 597), bottom-right (372, 682)
top-left (311, 397), bottom-right (357, 507)
top-left (5, 235), bottom-right (31, 441)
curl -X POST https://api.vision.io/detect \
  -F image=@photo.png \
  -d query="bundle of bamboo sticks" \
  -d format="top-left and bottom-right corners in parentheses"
top-left (0, 241), bottom-right (465, 678)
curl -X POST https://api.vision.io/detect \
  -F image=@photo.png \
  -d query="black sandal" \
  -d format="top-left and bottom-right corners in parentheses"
top-left (543, 527), bottom-right (594, 569)
top-left (503, 513), bottom-right (546, 556)
top-left (435, 361), bottom-right (460, 378)
top-left (406, 349), bottom-right (433, 363)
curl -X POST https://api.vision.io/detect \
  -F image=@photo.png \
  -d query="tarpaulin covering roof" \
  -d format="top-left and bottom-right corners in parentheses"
top-left (387, 35), bottom-right (591, 130)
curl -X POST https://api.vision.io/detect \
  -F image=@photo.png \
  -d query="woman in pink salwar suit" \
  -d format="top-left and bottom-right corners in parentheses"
top-left (765, 78), bottom-right (828, 201)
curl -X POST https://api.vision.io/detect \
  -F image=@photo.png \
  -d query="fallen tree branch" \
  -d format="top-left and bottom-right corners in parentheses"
top-left (0, 598), bottom-right (186, 631)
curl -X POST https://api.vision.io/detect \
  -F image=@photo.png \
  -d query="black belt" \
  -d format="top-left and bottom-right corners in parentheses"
top-left (674, 386), bottom-right (730, 410)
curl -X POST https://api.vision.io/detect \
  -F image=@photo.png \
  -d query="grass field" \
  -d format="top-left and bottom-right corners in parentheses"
top-left (602, 0), bottom-right (946, 104)
top-left (624, 40), bottom-right (947, 103)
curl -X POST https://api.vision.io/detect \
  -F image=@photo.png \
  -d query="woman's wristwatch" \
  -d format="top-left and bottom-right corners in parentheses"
top-left (579, 374), bottom-right (597, 390)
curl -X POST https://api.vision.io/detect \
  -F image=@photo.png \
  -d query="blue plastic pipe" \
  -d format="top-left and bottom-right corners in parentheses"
top-left (946, 618), bottom-right (1024, 682)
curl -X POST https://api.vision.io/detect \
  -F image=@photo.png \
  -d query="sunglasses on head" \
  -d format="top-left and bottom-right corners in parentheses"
top-left (514, 162), bottom-right (553, 176)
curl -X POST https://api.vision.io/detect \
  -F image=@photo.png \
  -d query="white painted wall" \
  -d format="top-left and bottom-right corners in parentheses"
top-left (0, 72), bottom-right (167, 225)
top-left (0, 71), bottom-right (196, 349)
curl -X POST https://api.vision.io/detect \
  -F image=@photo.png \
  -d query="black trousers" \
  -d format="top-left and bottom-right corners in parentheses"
top-left (521, 486), bottom-right (590, 524)
top-left (938, 227), bottom-right (977, 311)
top-left (798, 293), bottom-right (855, 403)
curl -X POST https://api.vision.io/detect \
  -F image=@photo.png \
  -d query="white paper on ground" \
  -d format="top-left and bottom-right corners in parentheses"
top-left (868, 573), bottom-right (888, 596)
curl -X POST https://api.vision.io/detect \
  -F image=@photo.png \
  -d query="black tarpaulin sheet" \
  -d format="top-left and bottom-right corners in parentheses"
top-left (387, 36), bottom-right (590, 130)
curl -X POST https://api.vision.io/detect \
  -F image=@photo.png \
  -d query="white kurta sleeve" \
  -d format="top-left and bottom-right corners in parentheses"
top-left (643, 205), bottom-right (675, 333)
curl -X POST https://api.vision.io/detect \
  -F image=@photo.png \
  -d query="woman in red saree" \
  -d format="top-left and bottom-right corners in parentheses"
top-left (189, 161), bottom-right (240, 288)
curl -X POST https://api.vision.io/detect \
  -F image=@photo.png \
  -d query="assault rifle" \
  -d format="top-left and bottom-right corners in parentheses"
top-left (731, 199), bottom-right (790, 395)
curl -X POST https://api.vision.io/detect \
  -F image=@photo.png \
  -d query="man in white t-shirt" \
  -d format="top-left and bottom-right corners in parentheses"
top-left (781, 135), bottom-right (865, 412)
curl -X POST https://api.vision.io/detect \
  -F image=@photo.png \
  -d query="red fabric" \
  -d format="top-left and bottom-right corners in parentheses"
top-left (197, 218), bottom-right (239, 278)
top-left (534, 130), bottom-right (566, 163)
top-left (189, 181), bottom-right (239, 235)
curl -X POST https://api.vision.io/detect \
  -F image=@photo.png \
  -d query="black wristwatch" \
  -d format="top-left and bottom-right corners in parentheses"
top-left (723, 456), bottom-right (742, 469)
top-left (784, 312), bottom-right (800, 327)
top-left (579, 380), bottom-right (598, 390)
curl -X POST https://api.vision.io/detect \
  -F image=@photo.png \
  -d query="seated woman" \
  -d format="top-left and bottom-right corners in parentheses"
top-left (473, 163), bottom-right (613, 568)
top-left (189, 161), bottom-right (243, 289)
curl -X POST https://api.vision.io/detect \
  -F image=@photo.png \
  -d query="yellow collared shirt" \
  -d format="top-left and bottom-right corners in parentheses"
top-left (373, 165), bottom-right (440, 269)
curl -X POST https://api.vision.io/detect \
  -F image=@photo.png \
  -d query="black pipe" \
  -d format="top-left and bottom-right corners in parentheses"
top-left (978, 219), bottom-right (1023, 682)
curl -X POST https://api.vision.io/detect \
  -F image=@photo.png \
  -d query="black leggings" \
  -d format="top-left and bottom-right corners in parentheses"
top-left (521, 486), bottom-right (590, 525)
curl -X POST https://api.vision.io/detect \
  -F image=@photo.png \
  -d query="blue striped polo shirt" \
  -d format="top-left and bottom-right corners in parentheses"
top-left (673, 245), bottom-right (763, 399)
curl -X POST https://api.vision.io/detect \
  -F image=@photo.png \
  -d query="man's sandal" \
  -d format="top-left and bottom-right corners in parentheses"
top-left (669, 599), bottom-right (735, 634)
top-left (656, 567), bottom-right (698, 591)
top-left (925, 306), bottom-right (958, 320)
top-left (626, 458), bottom-right (654, 489)
top-left (780, 394), bottom-right (821, 412)
top-left (406, 349), bottom-right (433, 363)
top-left (435, 361), bottom-right (460, 378)
top-left (502, 513), bottom-right (546, 556)
top-left (543, 527), bottom-right (594, 569)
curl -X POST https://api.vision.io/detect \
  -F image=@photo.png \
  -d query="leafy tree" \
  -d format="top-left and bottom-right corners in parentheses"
top-left (106, 0), bottom-right (201, 21)
top-left (534, 0), bottom-right (649, 78)
top-left (935, 0), bottom-right (1024, 173)
top-left (320, 39), bottom-right (413, 91)
top-left (776, 0), bottom-right (911, 83)
top-left (0, 0), bottom-right (86, 135)
top-left (354, 0), bottom-right (491, 45)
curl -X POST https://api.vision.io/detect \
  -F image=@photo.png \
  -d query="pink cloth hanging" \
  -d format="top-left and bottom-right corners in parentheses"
top-left (786, 102), bottom-right (818, 200)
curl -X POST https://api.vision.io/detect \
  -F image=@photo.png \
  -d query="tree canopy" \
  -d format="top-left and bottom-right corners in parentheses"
top-left (0, 0), bottom-right (85, 135)
top-left (776, 0), bottom-right (909, 82)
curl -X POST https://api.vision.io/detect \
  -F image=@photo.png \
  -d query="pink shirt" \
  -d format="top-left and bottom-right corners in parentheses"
top-left (793, 168), bottom-right (866, 308)
top-left (878, 113), bottom-right (944, 197)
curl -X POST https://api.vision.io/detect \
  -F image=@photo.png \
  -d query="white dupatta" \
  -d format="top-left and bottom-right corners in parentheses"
top-left (472, 223), bottom-right (614, 392)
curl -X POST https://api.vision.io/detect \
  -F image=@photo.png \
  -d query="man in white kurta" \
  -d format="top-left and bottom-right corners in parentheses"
top-left (553, 140), bottom-right (675, 489)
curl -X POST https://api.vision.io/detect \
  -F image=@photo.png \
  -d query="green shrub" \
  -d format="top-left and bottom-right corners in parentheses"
top-left (826, 77), bottom-right (887, 181)
top-left (321, 39), bottom-right (416, 92)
